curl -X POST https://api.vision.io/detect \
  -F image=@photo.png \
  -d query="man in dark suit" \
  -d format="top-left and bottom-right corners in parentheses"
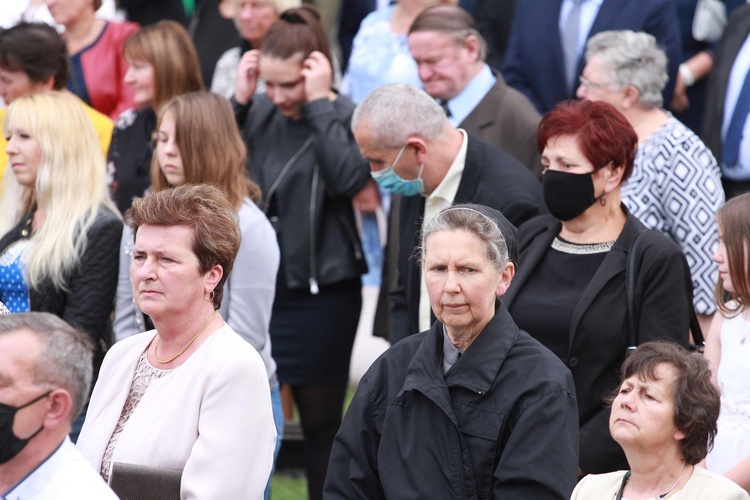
top-left (703, 4), bottom-right (750, 199)
top-left (352, 84), bottom-right (546, 344)
top-left (501, 0), bottom-right (681, 114)
top-left (408, 5), bottom-right (542, 176)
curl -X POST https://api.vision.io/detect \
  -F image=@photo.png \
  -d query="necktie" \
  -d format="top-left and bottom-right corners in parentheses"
top-left (723, 69), bottom-right (750, 171)
top-left (561, 0), bottom-right (583, 94)
top-left (439, 100), bottom-right (452, 118)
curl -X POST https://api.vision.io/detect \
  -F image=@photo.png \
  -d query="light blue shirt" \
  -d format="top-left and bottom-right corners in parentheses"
top-left (721, 34), bottom-right (750, 180)
top-left (444, 64), bottom-right (496, 127)
top-left (559, 0), bottom-right (604, 62)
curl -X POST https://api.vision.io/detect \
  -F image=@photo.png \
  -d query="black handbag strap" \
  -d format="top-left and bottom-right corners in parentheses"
top-left (625, 230), bottom-right (705, 354)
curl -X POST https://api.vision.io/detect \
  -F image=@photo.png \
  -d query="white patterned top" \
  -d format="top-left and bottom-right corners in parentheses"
top-left (622, 115), bottom-right (724, 315)
top-left (100, 350), bottom-right (171, 482)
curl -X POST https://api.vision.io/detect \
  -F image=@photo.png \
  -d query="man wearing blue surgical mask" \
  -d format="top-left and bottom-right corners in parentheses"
top-left (352, 83), bottom-right (546, 344)
top-left (0, 313), bottom-right (117, 500)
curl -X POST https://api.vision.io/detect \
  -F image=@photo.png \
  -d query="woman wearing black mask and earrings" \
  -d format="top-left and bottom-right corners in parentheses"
top-left (504, 99), bottom-right (693, 478)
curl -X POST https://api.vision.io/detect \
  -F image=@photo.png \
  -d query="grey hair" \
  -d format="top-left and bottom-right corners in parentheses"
top-left (420, 206), bottom-right (510, 271)
top-left (408, 5), bottom-right (488, 62)
top-left (585, 30), bottom-right (667, 108)
top-left (0, 313), bottom-right (93, 423)
top-left (351, 84), bottom-right (448, 149)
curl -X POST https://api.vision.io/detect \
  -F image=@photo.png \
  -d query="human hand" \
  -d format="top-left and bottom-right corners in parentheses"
top-left (234, 49), bottom-right (261, 105)
top-left (669, 74), bottom-right (690, 113)
top-left (301, 51), bottom-right (333, 102)
top-left (352, 179), bottom-right (381, 214)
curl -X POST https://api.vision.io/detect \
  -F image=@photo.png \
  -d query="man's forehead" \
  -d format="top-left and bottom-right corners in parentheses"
top-left (0, 329), bottom-right (43, 388)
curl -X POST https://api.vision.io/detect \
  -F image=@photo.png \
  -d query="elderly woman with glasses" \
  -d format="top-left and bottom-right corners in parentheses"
top-left (577, 30), bottom-right (724, 334)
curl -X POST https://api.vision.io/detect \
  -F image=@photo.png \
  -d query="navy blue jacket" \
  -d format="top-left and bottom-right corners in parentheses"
top-left (501, 0), bottom-right (682, 114)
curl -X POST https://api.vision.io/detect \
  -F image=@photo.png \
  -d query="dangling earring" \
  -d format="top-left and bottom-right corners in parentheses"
top-left (600, 194), bottom-right (607, 206)
top-left (205, 289), bottom-right (215, 303)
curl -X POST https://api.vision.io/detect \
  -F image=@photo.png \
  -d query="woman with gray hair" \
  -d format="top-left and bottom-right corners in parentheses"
top-left (577, 30), bottom-right (724, 332)
top-left (325, 204), bottom-right (579, 499)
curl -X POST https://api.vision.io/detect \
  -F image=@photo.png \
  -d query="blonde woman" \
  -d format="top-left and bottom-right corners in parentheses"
top-left (107, 20), bottom-right (203, 213)
top-left (0, 92), bottom-right (122, 432)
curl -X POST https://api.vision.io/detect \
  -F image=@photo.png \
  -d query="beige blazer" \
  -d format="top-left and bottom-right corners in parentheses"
top-left (76, 324), bottom-right (276, 499)
top-left (571, 467), bottom-right (749, 500)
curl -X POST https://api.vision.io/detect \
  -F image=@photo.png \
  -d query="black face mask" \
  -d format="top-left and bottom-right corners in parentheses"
top-left (543, 169), bottom-right (604, 221)
top-left (0, 391), bottom-right (51, 464)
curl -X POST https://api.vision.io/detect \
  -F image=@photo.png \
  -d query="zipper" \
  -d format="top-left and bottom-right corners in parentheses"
top-left (308, 162), bottom-right (320, 295)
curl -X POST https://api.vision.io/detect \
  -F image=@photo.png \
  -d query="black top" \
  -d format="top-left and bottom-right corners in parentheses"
top-left (510, 236), bottom-right (612, 359)
top-left (120, 0), bottom-right (187, 26)
top-left (191, 0), bottom-right (241, 88)
top-left (504, 209), bottom-right (693, 475)
top-left (107, 108), bottom-right (156, 214)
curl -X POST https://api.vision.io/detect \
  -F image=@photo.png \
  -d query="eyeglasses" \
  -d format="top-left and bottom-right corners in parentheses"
top-left (578, 75), bottom-right (619, 90)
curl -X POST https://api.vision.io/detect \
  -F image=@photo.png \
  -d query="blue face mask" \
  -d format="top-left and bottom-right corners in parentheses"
top-left (371, 144), bottom-right (425, 196)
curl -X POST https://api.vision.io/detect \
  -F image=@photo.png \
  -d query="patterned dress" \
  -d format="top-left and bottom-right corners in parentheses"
top-left (622, 115), bottom-right (724, 315)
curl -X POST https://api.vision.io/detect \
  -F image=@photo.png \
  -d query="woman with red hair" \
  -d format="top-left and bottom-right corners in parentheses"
top-left (504, 99), bottom-right (694, 477)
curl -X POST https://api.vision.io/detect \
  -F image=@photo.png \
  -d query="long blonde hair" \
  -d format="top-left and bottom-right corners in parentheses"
top-left (0, 92), bottom-right (119, 290)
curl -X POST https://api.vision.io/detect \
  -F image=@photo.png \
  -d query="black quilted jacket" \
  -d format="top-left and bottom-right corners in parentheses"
top-left (0, 205), bottom-right (122, 376)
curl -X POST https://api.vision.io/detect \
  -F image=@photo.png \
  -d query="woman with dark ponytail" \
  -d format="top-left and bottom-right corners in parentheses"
top-left (232, 7), bottom-right (370, 499)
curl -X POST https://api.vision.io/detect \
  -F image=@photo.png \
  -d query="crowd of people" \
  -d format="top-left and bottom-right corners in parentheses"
top-left (1, 0), bottom-right (750, 499)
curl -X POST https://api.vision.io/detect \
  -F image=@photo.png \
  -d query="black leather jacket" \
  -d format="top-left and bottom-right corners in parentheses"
top-left (237, 95), bottom-right (370, 291)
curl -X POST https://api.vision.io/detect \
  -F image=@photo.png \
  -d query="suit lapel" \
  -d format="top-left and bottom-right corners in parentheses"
top-left (454, 137), bottom-right (482, 203)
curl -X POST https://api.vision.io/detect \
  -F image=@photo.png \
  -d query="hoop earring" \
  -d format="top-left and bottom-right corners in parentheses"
top-left (600, 194), bottom-right (607, 206)
top-left (206, 290), bottom-right (215, 303)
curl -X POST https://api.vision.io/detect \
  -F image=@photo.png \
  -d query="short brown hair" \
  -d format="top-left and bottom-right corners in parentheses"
top-left (126, 184), bottom-right (241, 309)
top-left (409, 5), bottom-right (487, 62)
top-left (0, 22), bottom-right (68, 91)
top-left (714, 193), bottom-right (750, 315)
top-left (618, 341), bottom-right (720, 464)
top-left (151, 92), bottom-right (261, 205)
top-left (124, 20), bottom-right (203, 110)
top-left (260, 6), bottom-right (332, 64)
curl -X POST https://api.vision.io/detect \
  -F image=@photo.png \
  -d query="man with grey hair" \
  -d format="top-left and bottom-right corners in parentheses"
top-left (0, 313), bottom-right (117, 499)
top-left (353, 83), bottom-right (545, 343)
top-left (408, 5), bottom-right (542, 176)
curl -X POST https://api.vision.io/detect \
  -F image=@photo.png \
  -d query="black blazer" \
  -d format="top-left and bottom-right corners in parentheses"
top-left (703, 5), bottom-right (750, 165)
top-left (388, 135), bottom-right (546, 344)
top-left (504, 208), bottom-right (692, 474)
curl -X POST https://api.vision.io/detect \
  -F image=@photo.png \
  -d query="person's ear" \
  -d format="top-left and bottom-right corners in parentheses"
top-left (204, 264), bottom-right (223, 293)
top-left (43, 389), bottom-right (73, 430)
top-left (600, 161), bottom-right (625, 193)
top-left (621, 85), bottom-right (640, 109)
top-left (405, 136), bottom-right (429, 165)
top-left (463, 35), bottom-right (481, 62)
top-left (496, 262), bottom-right (516, 297)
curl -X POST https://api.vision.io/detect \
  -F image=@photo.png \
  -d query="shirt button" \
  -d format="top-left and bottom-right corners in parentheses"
top-left (568, 357), bottom-right (579, 368)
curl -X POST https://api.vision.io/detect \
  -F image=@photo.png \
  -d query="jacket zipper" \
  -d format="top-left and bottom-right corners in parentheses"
top-left (308, 163), bottom-right (320, 295)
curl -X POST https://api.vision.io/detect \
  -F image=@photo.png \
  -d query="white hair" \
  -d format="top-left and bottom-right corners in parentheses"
top-left (351, 84), bottom-right (448, 149)
top-left (585, 30), bottom-right (668, 108)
